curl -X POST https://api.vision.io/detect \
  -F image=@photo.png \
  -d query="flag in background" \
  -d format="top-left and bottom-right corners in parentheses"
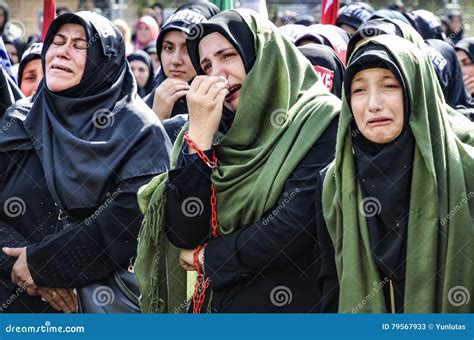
top-left (41, 0), bottom-right (56, 41)
top-left (211, 0), bottom-right (233, 11)
top-left (0, 36), bottom-right (16, 83)
top-left (321, 0), bottom-right (339, 25)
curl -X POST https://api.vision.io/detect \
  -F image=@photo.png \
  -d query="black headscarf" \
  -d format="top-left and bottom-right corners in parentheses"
top-left (298, 44), bottom-right (345, 98)
top-left (186, 10), bottom-right (253, 134)
top-left (127, 49), bottom-right (155, 97)
top-left (347, 19), bottom-right (404, 58)
top-left (3, 37), bottom-right (26, 65)
top-left (17, 42), bottom-right (42, 88)
top-left (344, 44), bottom-right (414, 284)
top-left (454, 37), bottom-right (474, 63)
top-left (403, 10), bottom-right (445, 41)
top-left (186, 10), bottom-right (256, 75)
top-left (0, 11), bottom-right (171, 216)
top-left (368, 8), bottom-right (410, 25)
top-left (294, 24), bottom-right (350, 65)
top-left (336, 3), bottom-right (374, 31)
top-left (144, 2), bottom-right (220, 112)
top-left (425, 38), bottom-right (473, 110)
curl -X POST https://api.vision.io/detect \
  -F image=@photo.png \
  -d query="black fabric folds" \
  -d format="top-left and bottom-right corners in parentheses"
top-left (425, 39), bottom-right (473, 110)
top-left (298, 44), bottom-right (345, 98)
top-left (0, 11), bottom-right (171, 216)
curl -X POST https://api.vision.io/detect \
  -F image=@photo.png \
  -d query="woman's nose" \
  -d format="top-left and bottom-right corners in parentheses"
top-left (368, 91), bottom-right (383, 113)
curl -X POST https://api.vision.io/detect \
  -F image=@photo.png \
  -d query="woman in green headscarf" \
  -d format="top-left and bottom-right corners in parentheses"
top-left (319, 34), bottom-right (473, 313)
top-left (347, 18), bottom-right (474, 145)
top-left (134, 9), bottom-right (341, 313)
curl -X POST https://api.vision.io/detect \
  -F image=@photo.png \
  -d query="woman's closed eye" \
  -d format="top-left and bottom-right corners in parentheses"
top-left (351, 87), bottom-right (365, 94)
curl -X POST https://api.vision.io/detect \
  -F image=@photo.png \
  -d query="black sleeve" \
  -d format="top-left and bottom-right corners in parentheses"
top-left (26, 175), bottom-right (154, 288)
top-left (204, 117), bottom-right (339, 290)
top-left (165, 150), bottom-right (213, 249)
top-left (0, 222), bottom-right (30, 280)
top-left (314, 168), bottom-right (339, 313)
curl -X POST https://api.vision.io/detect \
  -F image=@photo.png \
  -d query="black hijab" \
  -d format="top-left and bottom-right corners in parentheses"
top-left (0, 11), bottom-right (171, 216)
top-left (186, 10), bottom-right (256, 75)
top-left (185, 10), bottom-right (256, 135)
top-left (403, 10), bottom-right (445, 41)
top-left (144, 2), bottom-right (220, 116)
top-left (454, 37), bottom-right (474, 63)
top-left (298, 44), bottom-right (345, 98)
top-left (3, 37), bottom-right (26, 65)
top-left (425, 38), bottom-right (473, 110)
top-left (17, 42), bottom-right (43, 88)
top-left (347, 19), bottom-right (404, 58)
top-left (336, 3), bottom-right (374, 31)
top-left (127, 49), bottom-right (155, 97)
top-left (344, 45), bottom-right (414, 283)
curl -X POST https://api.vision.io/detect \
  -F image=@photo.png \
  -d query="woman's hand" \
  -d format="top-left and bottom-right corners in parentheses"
top-left (38, 287), bottom-right (77, 313)
top-left (2, 247), bottom-right (38, 295)
top-left (152, 78), bottom-right (191, 121)
top-left (186, 76), bottom-right (229, 152)
top-left (463, 75), bottom-right (474, 96)
top-left (179, 248), bottom-right (204, 271)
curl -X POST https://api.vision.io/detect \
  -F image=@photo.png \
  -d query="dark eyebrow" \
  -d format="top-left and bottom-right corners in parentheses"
top-left (162, 40), bottom-right (174, 45)
top-left (55, 32), bottom-right (87, 42)
top-left (200, 47), bottom-right (235, 66)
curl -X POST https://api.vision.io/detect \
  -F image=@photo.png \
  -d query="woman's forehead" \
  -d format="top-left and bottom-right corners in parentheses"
top-left (56, 23), bottom-right (86, 37)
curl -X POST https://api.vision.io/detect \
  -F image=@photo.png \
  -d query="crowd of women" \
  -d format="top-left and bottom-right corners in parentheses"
top-left (0, 1), bottom-right (472, 314)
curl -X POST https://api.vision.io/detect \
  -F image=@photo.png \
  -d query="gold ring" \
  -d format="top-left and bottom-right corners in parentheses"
top-left (50, 291), bottom-right (57, 298)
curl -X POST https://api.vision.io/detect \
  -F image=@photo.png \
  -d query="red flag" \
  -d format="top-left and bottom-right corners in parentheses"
top-left (320, 0), bottom-right (339, 25)
top-left (41, 0), bottom-right (56, 41)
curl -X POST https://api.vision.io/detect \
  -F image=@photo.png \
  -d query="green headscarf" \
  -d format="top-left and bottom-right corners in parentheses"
top-left (351, 18), bottom-right (474, 146)
top-left (134, 9), bottom-right (340, 313)
top-left (322, 35), bottom-right (473, 313)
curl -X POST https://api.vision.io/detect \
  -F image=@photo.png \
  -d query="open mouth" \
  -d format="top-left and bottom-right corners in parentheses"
top-left (225, 84), bottom-right (241, 100)
top-left (51, 64), bottom-right (73, 73)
